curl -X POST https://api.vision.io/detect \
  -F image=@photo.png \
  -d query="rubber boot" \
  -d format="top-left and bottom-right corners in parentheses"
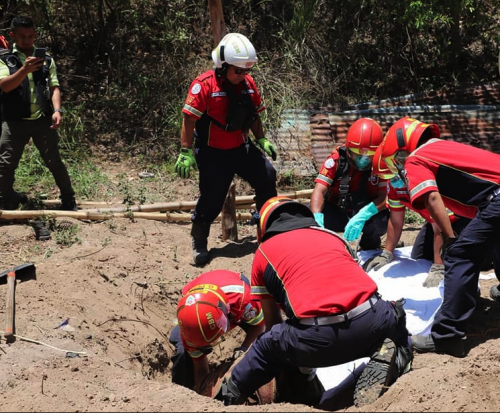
top-left (30, 220), bottom-right (52, 241)
top-left (60, 196), bottom-right (77, 211)
top-left (191, 221), bottom-right (211, 266)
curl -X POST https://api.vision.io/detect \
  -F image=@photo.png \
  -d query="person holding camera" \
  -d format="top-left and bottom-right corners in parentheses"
top-left (0, 15), bottom-right (76, 211)
top-left (174, 33), bottom-right (278, 266)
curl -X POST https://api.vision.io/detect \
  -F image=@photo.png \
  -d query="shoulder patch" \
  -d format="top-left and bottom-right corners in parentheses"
top-left (242, 304), bottom-right (258, 321)
top-left (191, 83), bottom-right (202, 95)
top-left (325, 158), bottom-right (335, 169)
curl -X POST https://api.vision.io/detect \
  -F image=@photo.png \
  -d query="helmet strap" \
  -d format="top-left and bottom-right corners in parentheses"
top-left (396, 128), bottom-right (405, 148)
top-left (216, 63), bottom-right (229, 79)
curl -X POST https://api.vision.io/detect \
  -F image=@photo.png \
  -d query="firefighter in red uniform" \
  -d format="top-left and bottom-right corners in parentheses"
top-left (310, 117), bottom-right (389, 250)
top-left (379, 116), bottom-right (500, 357)
top-left (364, 146), bottom-right (475, 287)
top-left (174, 33), bottom-right (277, 266)
top-left (221, 197), bottom-right (413, 408)
top-left (169, 270), bottom-right (264, 394)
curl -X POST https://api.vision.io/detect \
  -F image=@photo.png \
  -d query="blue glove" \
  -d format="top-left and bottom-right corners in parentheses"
top-left (343, 202), bottom-right (379, 241)
top-left (314, 212), bottom-right (324, 228)
top-left (175, 148), bottom-right (198, 179)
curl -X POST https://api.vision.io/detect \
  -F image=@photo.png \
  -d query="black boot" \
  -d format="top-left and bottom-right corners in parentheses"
top-left (30, 220), bottom-right (51, 241)
top-left (60, 196), bottom-right (77, 211)
top-left (191, 221), bottom-right (211, 266)
top-left (221, 377), bottom-right (247, 406)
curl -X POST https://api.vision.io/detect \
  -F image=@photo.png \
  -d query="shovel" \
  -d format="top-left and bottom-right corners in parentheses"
top-left (1, 263), bottom-right (36, 341)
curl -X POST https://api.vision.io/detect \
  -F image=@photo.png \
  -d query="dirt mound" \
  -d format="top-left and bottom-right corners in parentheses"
top-left (1, 207), bottom-right (500, 412)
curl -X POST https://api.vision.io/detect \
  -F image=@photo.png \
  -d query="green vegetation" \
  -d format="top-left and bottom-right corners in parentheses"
top-left (2, 0), bottom-right (499, 202)
top-left (405, 210), bottom-right (427, 226)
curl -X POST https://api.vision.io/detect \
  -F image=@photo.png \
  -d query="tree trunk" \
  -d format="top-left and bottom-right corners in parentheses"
top-left (208, 0), bottom-right (226, 47)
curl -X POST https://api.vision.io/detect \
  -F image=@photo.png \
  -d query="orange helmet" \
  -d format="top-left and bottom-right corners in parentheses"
top-left (372, 145), bottom-right (395, 180)
top-left (177, 284), bottom-right (229, 349)
top-left (258, 196), bottom-right (314, 242)
top-left (380, 117), bottom-right (440, 174)
top-left (345, 118), bottom-right (384, 171)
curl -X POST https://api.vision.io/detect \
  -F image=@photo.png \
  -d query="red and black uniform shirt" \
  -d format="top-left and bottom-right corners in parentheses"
top-left (405, 139), bottom-right (500, 219)
top-left (182, 70), bottom-right (265, 149)
top-left (315, 147), bottom-right (386, 205)
top-left (251, 228), bottom-right (377, 320)
top-left (181, 270), bottom-right (264, 358)
top-left (387, 183), bottom-right (460, 223)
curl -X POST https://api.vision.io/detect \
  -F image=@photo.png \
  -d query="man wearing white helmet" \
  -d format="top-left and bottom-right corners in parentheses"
top-left (175, 33), bottom-right (278, 266)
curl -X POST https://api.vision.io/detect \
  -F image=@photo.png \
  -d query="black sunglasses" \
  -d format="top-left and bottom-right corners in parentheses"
top-left (233, 66), bottom-right (252, 75)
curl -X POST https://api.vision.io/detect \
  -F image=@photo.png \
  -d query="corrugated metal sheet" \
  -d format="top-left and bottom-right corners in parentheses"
top-left (270, 82), bottom-right (500, 176)
top-left (272, 109), bottom-right (317, 176)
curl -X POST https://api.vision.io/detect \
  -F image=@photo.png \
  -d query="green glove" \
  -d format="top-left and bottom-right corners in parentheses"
top-left (257, 138), bottom-right (277, 161)
top-left (343, 202), bottom-right (379, 242)
top-left (175, 148), bottom-right (198, 179)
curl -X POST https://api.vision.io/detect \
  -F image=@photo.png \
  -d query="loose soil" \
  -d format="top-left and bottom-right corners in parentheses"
top-left (1, 170), bottom-right (500, 413)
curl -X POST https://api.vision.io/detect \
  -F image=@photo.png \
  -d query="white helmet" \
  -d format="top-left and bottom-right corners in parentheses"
top-left (211, 33), bottom-right (257, 69)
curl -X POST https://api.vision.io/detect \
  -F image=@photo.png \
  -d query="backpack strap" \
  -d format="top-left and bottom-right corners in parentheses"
top-left (335, 146), bottom-right (352, 210)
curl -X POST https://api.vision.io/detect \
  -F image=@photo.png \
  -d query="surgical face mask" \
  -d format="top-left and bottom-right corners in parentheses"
top-left (390, 175), bottom-right (406, 189)
top-left (353, 154), bottom-right (372, 171)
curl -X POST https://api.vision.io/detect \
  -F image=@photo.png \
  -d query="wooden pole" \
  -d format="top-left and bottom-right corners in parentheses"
top-left (208, 0), bottom-right (226, 46)
top-left (221, 182), bottom-right (238, 241)
top-left (207, 0), bottom-right (240, 241)
top-left (38, 189), bottom-right (313, 212)
top-left (0, 209), bottom-right (254, 222)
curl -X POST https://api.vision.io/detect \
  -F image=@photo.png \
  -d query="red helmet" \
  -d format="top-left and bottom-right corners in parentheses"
top-left (372, 145), bottom-right (395, 179)
top-left (258, 196), bottom-right (314, 242)
top-left (177, 284), bottom-right (229, 349)
top-left (380, 117), bottom-right (440, 174)
top-left (345, 118), bottom-right (384, 156)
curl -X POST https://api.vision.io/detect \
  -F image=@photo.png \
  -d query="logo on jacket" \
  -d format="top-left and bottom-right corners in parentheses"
top-left (325, 158), bottom-right (335, 169)
top-left (242, 303), bottom-right (257, 321)
top-left (191, 83), bottom-right (201, 95)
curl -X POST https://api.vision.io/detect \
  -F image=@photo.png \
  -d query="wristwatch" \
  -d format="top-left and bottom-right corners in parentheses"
top-left (54, 108), bottom-right (64, 113)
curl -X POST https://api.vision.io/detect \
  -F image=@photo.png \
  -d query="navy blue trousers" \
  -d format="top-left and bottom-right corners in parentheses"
top-left (411, 219), bottom-right (471, 261)
top-left (323, 202), bottom-right (389, 250)
top-left (169, 325), bottom-right (195, 389)
top-left (192, 141), bottom-right (277, 224)
top-left (231, 298), bottom-right (409, 397)
top-left (432, 195), bottom-right (500, 340)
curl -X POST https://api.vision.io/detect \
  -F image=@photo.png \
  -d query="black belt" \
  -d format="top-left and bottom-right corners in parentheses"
top-left (297, 294), bottom-right (379, 326)
top-left (487, 187), bottom-right (500, 202)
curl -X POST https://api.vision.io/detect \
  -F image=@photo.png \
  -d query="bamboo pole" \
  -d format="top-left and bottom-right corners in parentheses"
top-left (70, 189), bottom-right (312, 213)
top-left (1, 190), bottom-right (313, 222)
top-left (0, 209), bottom-right (254, 222)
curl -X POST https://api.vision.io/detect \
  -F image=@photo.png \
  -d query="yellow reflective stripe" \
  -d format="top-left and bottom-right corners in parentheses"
top-left (221, 285), bottom-right (245, 294)
top-left (388, 198), bottom-right (404, 209)
top-left (188, 349), bottom-right (205, 358)
top-left (183, 104), bottom-right (203, 118)
top-left (251, 285), bottom-right (269, 296)
top-left (316, 175), bottom-right (333, 186)
top-left (245, 309), bottom-right (264, 325)
top-left (410, 179), bottom-right (436, 199)
top-left (259, 198), bottom-right (284, 224)
top-left (349, 147), bottom-right (376, 156)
